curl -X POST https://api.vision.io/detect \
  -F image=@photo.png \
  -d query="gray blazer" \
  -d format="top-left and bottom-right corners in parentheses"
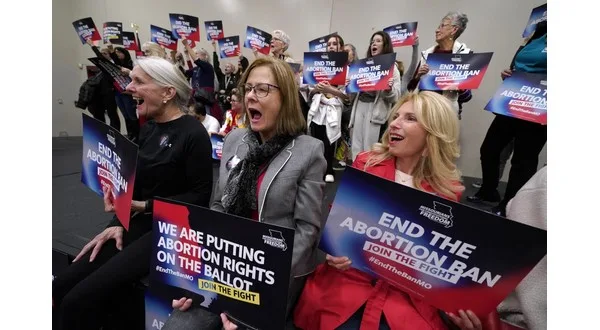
top-left (212, 127), bottom-right (326, 282)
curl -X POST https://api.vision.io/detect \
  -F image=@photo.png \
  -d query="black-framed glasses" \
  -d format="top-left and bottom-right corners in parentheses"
top-left (242, 83), bottom-right (280, 98)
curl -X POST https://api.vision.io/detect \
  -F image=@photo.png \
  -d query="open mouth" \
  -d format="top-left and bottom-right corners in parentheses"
top-left (371, 47), bottom-right (379, 54)
top-left (390, 133), bottom-right (405, 142)
top-left (248, 108), bottom-right (262, 121)
top-left (133, 96), bottom-right (145, 106)
top-left (133, 96), bottom-right (145, 114)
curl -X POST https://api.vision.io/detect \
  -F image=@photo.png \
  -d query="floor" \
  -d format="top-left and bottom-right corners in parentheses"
top-left (52, 137), bottom-right (505, 258)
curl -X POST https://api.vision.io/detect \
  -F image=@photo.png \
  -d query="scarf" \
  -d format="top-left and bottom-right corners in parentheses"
top-left (221, 131), bottom-right (297, 218)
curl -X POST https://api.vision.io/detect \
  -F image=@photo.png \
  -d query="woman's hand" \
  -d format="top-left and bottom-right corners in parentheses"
top-left (447, 310), bottom-right (482, 330)
top-left (220, 313), bottom-right (238, 330)
top-left (417, 63), bottom-right (429, 78)
top-left (86, 38), bottom-right (94, 46)
top-left (130, 200), bottom-right (146, 212)
top-left (212, 40), bottom-right (217, 51)
top-left (172, 299), bottom-right (238, 330)
top-left (501, 68), bottom-right (512, 80)
top-left (326, 254), bottom-right (352, 270)
top-left (73, 226), bottom-right (124, 262)
top-left (172, 297), bottom-right (193, 311)
top-left (320, 81), bottom-right (338, 94)
top-left (385, 78), bottom-right (393, 91)
top-left (102, 186), bottom-right (115, 212)
top-left (413, 35), bottom-right (419, 46)
top-left (313, 81), bottom-right (326, 93)
top-left (120, 67), bottom-right (131, 76)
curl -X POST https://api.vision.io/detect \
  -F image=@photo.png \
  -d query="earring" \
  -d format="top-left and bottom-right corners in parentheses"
top-left (162, 100), bottom-right (167, 104)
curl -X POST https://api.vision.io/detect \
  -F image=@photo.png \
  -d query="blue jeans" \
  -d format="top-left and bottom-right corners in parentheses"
top-left (114, 92), bottom-right (137, 121)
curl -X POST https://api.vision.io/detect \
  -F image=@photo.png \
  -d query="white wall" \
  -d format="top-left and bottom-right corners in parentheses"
top-left (53, 0), bottom-right (85, 136)
top-left (330, 0), bottom-right (547, 179)
top-left (52, 0), bottom-right (547, 178)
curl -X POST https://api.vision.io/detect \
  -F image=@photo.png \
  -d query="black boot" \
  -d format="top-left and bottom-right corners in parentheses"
top-left (467, 189), bottom-right (501, 203)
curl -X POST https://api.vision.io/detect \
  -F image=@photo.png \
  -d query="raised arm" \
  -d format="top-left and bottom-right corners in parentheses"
top-left (402, 36), bottom-right (420, 95)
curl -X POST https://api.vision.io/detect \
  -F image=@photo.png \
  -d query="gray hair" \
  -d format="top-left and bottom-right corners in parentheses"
top-left (443, 11), bottom-right (469, 39)
top-left (135, 56), bottom-right (191, 110)
top-left (345, 43), bottom-right (359, 63)
top-left (272, 29), bottom-right (291, 51)
top-left (197, 48), bottom-right (209, 57)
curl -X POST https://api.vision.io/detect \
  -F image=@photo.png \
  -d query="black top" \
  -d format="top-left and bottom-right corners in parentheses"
top-left (89, 45), bottom-right (115, 97)
top-left (108, 114), bottom-right (213, 229)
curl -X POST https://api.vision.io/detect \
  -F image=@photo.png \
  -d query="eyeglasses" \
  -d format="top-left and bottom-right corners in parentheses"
top-left (438, 23), bottom-right (453, 29)
top-left (242, 83), bottom-right (280, 98)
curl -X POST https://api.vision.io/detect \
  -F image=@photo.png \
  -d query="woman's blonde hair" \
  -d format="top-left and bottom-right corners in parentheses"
top-left (238, 57), bottom-right (306, 137)
top-left (365, 91), bottom-right (464, 197)
top-left (141, 42), bottom-right (166, 58)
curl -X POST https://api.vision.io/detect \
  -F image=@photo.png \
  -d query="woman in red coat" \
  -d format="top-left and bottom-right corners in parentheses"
top-left (294, 91), bottom-right (484, 330)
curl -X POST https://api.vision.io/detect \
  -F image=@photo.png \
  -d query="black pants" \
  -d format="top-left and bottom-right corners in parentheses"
top-left (52, 220), bottom-right (152, 330)
top-left (310, 123), bottom-right (335, 176)
top-left (88, 94), bottom-right (121, 131)
top-left (479, 115), bottom-right (547, 208)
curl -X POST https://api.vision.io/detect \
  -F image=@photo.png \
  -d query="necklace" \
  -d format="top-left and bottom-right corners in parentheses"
top-left (395, 169), bottom-right (412, 184)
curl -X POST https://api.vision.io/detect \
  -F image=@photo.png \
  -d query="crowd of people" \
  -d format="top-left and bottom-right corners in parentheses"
top-left (59, 9), bottom-right (547, 330)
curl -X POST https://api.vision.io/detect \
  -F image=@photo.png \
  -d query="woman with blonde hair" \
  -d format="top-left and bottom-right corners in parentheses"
top-left (295, 91), bottom-right (489, 329)
top-left (141, 41), bottom-right (167, 58)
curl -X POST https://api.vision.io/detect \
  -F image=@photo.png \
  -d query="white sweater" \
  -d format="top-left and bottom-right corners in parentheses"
top-left (497, 166), bottom-right (547, 330)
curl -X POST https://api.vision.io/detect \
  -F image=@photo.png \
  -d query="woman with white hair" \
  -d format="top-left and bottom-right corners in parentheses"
top-left (253, 29), bottom-right (295, 63)
top-left (408, 11), bottom-right (473, 117)
top-left (52, 56), bottom-right (214, 330)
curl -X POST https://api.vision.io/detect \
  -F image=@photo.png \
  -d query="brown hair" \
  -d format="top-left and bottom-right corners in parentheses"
top-left (395, 60), bottom-right (405, 77)
top-left (367, 31), bottom-right (394, 57)
top-left (238, 57), bottom-right (306, 136)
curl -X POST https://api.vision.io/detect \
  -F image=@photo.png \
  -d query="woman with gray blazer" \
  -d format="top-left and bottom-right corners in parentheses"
top-left (164, 56), bottom-right (327, 330)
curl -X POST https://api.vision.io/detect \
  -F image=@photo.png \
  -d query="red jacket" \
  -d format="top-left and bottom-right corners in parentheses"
top-left (294, 152), bottom-right (461, 330)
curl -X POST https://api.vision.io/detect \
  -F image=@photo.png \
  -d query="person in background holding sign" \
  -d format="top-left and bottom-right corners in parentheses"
top-left (212, 40), bottom-right (249, 112)
top-left (408, 11), bottom-right (473, 118)
top-left (348, 31), bottom-right (401, 161)
top-left (165, 56), bottom-right (327, 330)
top-left (468, 21), bottom-right (547, 217)
top-left (181, 37), bottom-right (223, 123)
top-left (254, 29), bottom-right (295, 63)
top-left (307, 34), bottom-right (350, 182)
top-left (53, 57), bottom-right (214, 330)
top-left (106, 44), bottom-right (141, 142)
top-left (80, 39), bottom-right (121, 132)
top-left (295, 91), bottom-right (491, 330)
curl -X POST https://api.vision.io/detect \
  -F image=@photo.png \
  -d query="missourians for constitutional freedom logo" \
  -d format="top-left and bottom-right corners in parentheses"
top-left (262, 230), bottom-right (287, 251)
top-left (419, 202), bottom-right (454, 228)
